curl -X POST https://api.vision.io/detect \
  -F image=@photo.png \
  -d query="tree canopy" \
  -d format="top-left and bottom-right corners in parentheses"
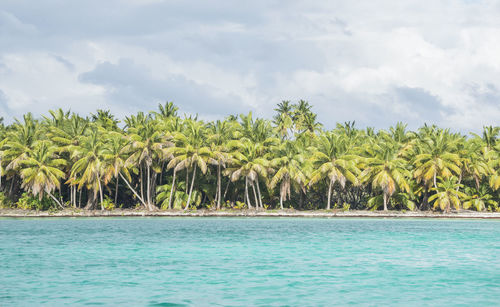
top-left (0, 101), bottom-right (499, 213)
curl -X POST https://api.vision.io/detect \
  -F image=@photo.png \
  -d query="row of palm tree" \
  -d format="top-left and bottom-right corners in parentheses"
top-left (0, 101), bottom-right (499, 212)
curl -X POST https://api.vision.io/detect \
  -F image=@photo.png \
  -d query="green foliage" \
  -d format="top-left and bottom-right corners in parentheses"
top-left (234, 201), bottom-right (246, 210)
top-left (463, 186), bottom-right (498, 212)
top-left (102, 197), bottom-right (115, 211)
top-left (0, 102), bottom-right (498, 213)
top-left (0, 192), bottom-right (12, 208)
top-left (16, 192), bottom-right (54, 210)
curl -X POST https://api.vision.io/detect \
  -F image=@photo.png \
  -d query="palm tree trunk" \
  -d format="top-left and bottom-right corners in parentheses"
top-left (9, 175), bottom-right (15, 198)
top-left (280, 192), bottom-right (283, 210)
top-left (185, 165), bottom-right (197, 210)
top-left (327, 178), bottom-right (333, 210)
top-left (98, 179), bottom-right (104, 210)
top-left (251, 181), bottom-right (259, 210)
top-left (420, 186), bottom-right (429, 211)
top-left (213, 172), bottom-right (219, 206)
top-left (119, 172), bottom-right (147, 207)
top-left (433, 173), bottom-right (437, 189)
top-left (147, 165), bottom-right (151, 210)
top-left (217, 164), bottom-right (221, 210)
top-left (85, 189), bottom-right (95, 210)
top-left (456, 172), bottom-right (463, 191)
top-left (78, 188), bottom-right (82, 208)
top-left (114, 176), bottom-right (119, 205)
top-left (299, 190), bottom-right (304, 210)
top-left (71, 186), bottom-right (75, 208)
top-left (59, 186), bottom-right (63, 205)
top-left (140, 165), bottom-right (144, 202)
top-left (150, 172), bottom-right (157, 208)
top-left (159, 161), bottom-right (165, 186)
top-left (255, 177), bottom-right (263, 209)
top-left (168, 169), bottom-right (177, 210)
top-left (48, 191), bottom-right (65, 209)
top-left (223, 178), bottom-right (230, 200)
top-left (383, 193), bottom-right (388, 211)
top-left (245, 176), bottom-right (252, 209)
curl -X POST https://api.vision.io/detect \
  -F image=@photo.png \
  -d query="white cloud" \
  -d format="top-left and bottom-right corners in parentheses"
top-left (0, 0), bottom-right (499, 131)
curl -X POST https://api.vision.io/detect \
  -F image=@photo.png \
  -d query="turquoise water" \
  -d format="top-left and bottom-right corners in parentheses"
top-left (0, 218), bottom-right (499, 306)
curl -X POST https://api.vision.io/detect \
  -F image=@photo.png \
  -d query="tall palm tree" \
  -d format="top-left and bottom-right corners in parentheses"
top-left (125, 119), bottom-right (171, 211)
top-left (413, 129), bottom-right (462, 189)
top-left (91, 109), bottom-right (119, 131)
top-left (102, 131), bottom-right (130, 205)
top-left (273, 101), bottom-right (294, 140)
top-left (207, 120), bottom-right (232, 209)
top-left (309, 132), bottom-right (360, 210)
top-left (3, 113), bottom-right (41, 172)
top-left (152, 101), bottom-right (179, 121)
top-left (413, 129), bottom-right (462, 209)
top-left (69, 127), bottom-right (106, 210)
top-left (227, 139), bottom-right (269, 209)
top-left (167, 120), bottom-right (211, 210)
top-left (360, 139), bottom-right (411, 211)
top-left (270, 140), bottom-right (306, 209)
top-left (458, 139), bottom-right (492, 189)
top-left (3, 114), bottom-right (41, 198)
top-left (18, 141), bottom-right (66, 208)
top-left (47, 114), bottom-right (89, 207)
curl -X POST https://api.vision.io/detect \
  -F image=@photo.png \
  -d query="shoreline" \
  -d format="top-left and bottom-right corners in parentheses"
top-left (1, 209), bottom-right (500, 219)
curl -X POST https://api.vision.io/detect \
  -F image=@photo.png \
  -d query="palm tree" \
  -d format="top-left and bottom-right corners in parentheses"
top-left (462, 186), bottom-right (498, 211)
top-left (270, 140), bottom-right (306, 209)
top-left (167, 120), bottom-right (211, 210)
top-left (18, 141), bottom-right (66, 208)
top-left (102, 131), bottom-right (129, 206)
top-left (207, 120), bottom-right (232, 209)
top-left (125, 119), bottom-right (171, 211)
top-left (359, 139), bottom-right (411, 211)
top-left (413, 129), bottom-right (462, 209)
top-left (273, 101), bottom-right (294, 140)
top-left (3, 113), bottom-right (41, 172)
top-left (309, 132), bottom-right (360, 210)
top-left (152, 101), bottom-right (179, 120)
top-left (91, 109), bottom-right (119, 131)
top-left (413, 129), bottom-right (462, 189)
top-left (2, 114), bottom-right (41, 198)
top-left (429, 177), bottom-right (466, 212)
top-left (227, 139), bottom-right (269, 209)
top-left (47, 114), bottom-right (89, 207)
top-left (489, 143), bottom-right (500, 191)
top-left (459, 139), bottom-right (492, 189)
top-left (69, 127), bottom-right (106, 210)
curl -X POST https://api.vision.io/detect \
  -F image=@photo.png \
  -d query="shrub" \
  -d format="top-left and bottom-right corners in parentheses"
top-left (0, 192), bottom-right (12, 208)
top-left (234, 201), bottom-right (245, 209)
top-left (102, 197), bottom-right (115, 211)
top-left (16, 193), bottom-right (54, 210)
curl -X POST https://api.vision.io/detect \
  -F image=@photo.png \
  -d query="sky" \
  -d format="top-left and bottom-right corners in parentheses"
top-left (0, 0), bottom-right (499, 131)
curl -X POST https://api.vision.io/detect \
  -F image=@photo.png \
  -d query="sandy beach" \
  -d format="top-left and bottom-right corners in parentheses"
top-left (1, 209), bottom-right (499, 218)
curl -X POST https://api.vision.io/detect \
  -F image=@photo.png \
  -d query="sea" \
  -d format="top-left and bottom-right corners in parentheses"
top-left (0, 217), bottom-right (499, 306)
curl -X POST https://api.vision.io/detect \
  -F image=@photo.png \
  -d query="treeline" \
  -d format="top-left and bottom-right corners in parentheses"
top-left (0, 100), bottom-right (499, 212)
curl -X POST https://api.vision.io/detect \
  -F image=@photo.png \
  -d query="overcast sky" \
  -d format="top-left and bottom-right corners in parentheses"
top-left (1, 0), bottom-right (499, 131)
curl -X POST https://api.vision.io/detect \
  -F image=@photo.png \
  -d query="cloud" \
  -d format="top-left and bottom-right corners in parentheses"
top-left (0, 1), bottom-right (499, 131)
top-left (78, 58), bottom-right (250, 119)
top-left (0, 89), bottom-right (11, 119)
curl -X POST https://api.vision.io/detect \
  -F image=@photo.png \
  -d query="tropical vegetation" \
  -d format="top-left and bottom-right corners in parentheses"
top-left (0, 101), bottom-right (499, 213)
